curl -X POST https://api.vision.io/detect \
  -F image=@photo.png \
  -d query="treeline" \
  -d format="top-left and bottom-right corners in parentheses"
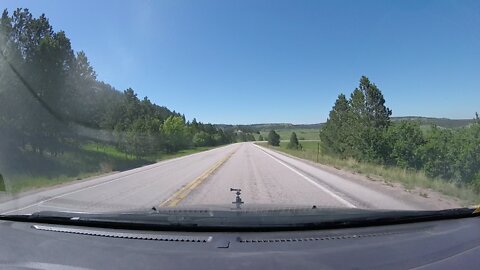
top-left (320, 76), bottom-right (480, 190)
top-left (0, 8), bottom-right (253, 171)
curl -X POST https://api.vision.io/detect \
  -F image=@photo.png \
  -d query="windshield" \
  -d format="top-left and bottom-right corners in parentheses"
top-left (0, 1), bottom-right (479, 221)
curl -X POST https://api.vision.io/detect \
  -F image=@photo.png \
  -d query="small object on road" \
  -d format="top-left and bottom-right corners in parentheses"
top-left (230, 188), bottom-right (244, 209)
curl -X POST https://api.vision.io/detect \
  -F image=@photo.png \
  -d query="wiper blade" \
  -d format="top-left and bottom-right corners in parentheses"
top-left (0, 207), bottom-right (478, 232)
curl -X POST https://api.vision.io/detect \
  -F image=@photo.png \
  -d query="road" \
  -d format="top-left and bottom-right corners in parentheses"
top-left (0, 142), bottom-right (440, 215)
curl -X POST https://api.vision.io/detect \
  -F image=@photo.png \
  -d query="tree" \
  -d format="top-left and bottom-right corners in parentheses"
top-left (193, 131), bottom-right (213, 147)
top-left (347, 89), bottom-right (367, 158)
top-left (359, 76), bottom-right (392, 128)
top-left (419, 126), bottom-right (456, 179)
top-left (353, 76), bottom-right (392, 162)
top-left (258, 135), bottom-right (264, 141)
top-left (237, 131), bottom-right (247, 142)
top-left (245, 133), bottom-right (256, 141)
top-left (160, 116), bottom-right (190, 153)
top-left (267, 130), bottom-right (280, 146)
top-left (320, 76), bottom-right (391, 163)
top-left (287, 132), bottom-right (301, 150)
top-left (385, 121), bottom-right (425, 169)
top-left (320, 94), bottom-right (351, 156)
top-left (451, 124), bottom-right (480, 185)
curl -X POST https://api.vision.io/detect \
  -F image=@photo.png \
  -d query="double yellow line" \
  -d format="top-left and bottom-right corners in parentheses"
top-left (159, 150), bottom-right (237, 207)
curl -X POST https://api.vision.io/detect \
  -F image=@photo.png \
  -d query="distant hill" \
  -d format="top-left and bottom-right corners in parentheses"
top-left (391, 116), bottom-right (475, 129)
top-left (215, 123), bottom-right (323, 132)
top-left (217, 116), bottom-right (475, 131)
top-left (249, 123), bottom-right (323, 130)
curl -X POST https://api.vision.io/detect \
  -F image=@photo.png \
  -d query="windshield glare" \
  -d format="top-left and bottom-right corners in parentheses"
top-left (0, 1), bottom-right (479, 220)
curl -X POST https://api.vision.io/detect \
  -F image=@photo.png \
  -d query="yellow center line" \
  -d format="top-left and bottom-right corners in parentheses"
top-left (159, 149), bottom-right (238, 207)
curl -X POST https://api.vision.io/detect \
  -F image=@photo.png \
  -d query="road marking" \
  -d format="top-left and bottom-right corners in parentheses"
top-left (0, 144), bottom-right (236, 215)
top-left (253, 144), bottom-right (357, 208)
top-left (160, 150), bottom-right (237, 207)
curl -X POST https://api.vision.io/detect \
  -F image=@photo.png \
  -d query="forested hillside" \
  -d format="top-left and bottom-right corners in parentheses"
top-left (320, 76), bottom-right (480, 191)
top-left (0, 9), bottom-right (255, 190)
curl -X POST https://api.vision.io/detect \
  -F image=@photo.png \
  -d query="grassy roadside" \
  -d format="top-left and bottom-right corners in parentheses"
top-left (83, 143), bottom-right (218, 163)
top-left (150, 146), bottom-right (219, 162)
top-left (258, 141), bottom-right (480, 206)
top-left (5, 144), bottom-right (222, 194)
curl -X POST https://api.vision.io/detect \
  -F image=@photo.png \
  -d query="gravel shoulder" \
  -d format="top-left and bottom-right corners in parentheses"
top-left (263, 145), bottom-right (463, 210)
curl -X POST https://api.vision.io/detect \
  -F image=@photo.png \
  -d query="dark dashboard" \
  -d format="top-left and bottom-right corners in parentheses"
top-left (1, 215), bottom-right (480, 269)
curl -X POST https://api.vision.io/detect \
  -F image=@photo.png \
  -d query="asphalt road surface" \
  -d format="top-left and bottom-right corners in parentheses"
top-left (0, 142), bottom-right (436, 215)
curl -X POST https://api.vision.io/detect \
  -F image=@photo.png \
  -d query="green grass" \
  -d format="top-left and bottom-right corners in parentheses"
top-left (151, 146), bottom-right (217, 161)
top-left (259, 141), bottom-right (480, 206)
top-left (8, 172), bottom-right (104, 194)
top-left (82, 143), bottom-right (138, 160)
top-left (4, 143), bottom-right (221, 193)
top-left (257, 128), bottom-right (320, 141)
top-left (83, 143), bottom-right (218, 163)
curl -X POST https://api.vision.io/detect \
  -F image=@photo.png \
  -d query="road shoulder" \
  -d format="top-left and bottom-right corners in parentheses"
top-left (257, 144), bottom-right (462, 210)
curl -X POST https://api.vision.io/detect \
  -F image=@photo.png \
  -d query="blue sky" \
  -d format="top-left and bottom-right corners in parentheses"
top-left (3, 0), bottom-right (480, 124)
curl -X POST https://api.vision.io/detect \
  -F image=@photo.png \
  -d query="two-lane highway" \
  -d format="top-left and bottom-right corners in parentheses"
top-left (181, 143), bottom-right (355, 208)
top-left (181, 143), bottom-right (423, 209)
top-left (0, 142), bottom-right (447, 215)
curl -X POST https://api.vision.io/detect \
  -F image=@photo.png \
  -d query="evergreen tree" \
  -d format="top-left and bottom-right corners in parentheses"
top-left (267, 130), bottom-right (280, 146)
top-left (287, 132), bottom-right (301, 149)
top-left (320, 94), bottom-right (350, 156)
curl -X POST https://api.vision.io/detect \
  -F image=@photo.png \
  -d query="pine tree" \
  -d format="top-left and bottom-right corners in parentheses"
top-left (287, 132), bottom-right (301, 149)
top-left (320, 94), bottom-right (350, 156)
top-left (267, 130), bottom-right (280, 146)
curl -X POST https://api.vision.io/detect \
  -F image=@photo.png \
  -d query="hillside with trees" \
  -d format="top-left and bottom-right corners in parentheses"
top-left (0, 9), bottom-right (256, 190)
top-left (320, 76), bottom-right (480, 191)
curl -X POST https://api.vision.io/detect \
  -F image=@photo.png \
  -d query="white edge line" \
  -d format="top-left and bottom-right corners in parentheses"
top-left (253, 144), bottom-right (356, 208)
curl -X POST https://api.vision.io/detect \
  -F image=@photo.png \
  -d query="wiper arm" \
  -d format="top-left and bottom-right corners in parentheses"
top-left (0, 208), bottom-right (478, 232)
top-left (0, 211), bottom-right (195, 231)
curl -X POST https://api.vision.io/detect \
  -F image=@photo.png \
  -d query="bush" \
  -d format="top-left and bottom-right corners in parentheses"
top-left (267, 130), bottom-right (280, 146)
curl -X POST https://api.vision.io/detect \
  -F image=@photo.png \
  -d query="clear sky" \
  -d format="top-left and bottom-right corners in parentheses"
top-left (3, 0), bottom-right (480, 124)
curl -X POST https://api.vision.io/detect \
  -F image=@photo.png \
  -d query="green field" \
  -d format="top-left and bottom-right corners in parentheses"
top-left (257, 128), bottom-right (320, 141)
top-left (5, 143), bottom-right (220, 193)
top-left (259, 141), bottom-right (480, 206)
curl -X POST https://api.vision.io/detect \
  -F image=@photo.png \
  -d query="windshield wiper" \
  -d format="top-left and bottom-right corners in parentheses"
top-left (0, 207), bottom-right (478, 232)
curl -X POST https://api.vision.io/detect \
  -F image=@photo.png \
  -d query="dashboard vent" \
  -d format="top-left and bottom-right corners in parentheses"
top-left (238, 231), bottom-right (399, 243)
top-left (32, 225), bottom-right (212, 243)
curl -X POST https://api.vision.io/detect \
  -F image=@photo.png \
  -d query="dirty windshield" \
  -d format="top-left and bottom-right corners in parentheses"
top-left (0, 1), bottom-right (479, 217)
